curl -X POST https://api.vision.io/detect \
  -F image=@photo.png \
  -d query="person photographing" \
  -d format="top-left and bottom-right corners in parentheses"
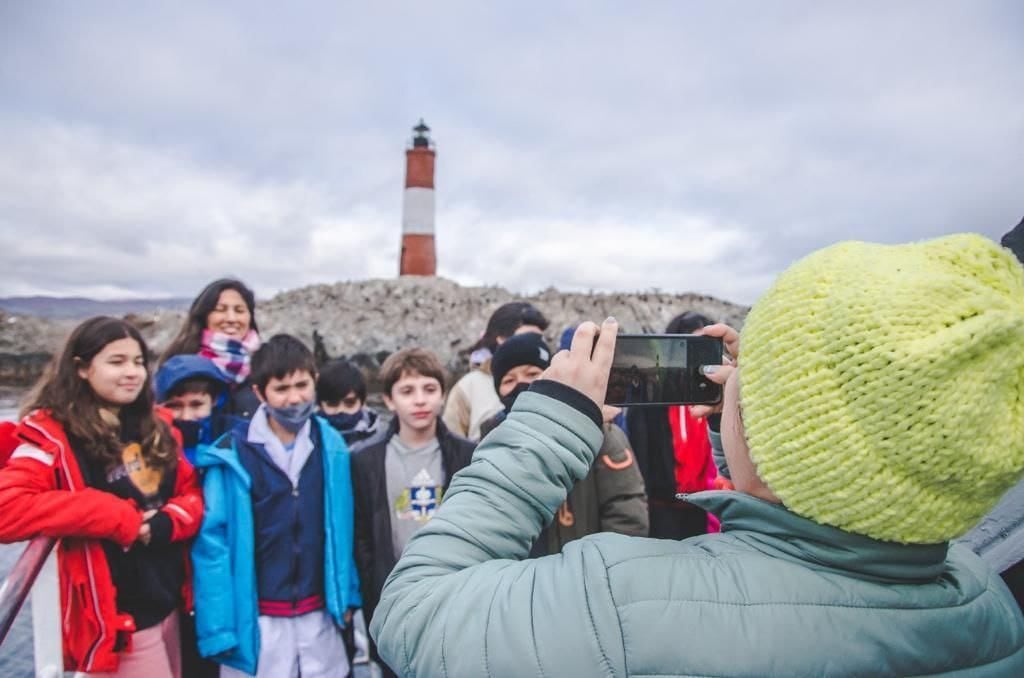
top-left (371, 234), bottom-right (1024, 676)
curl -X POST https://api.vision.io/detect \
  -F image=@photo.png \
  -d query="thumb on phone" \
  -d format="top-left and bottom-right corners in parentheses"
top-left (699, 363), bottom-right (734, 385)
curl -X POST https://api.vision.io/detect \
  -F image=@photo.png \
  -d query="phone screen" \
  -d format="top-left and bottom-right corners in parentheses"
top-left (605, 334), bottom-right (723, 407)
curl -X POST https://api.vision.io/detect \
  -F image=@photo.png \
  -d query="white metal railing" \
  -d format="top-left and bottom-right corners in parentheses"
top-left (0, 536), bottom-right (63, 677)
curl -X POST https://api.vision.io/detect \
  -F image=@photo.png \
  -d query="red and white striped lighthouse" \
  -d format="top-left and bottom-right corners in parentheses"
top-left (400, 119), bottom-right (437, 276)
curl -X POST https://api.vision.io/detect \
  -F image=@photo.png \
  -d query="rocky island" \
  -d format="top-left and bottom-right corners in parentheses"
top-left (0, 277), bottom-right (749, 392)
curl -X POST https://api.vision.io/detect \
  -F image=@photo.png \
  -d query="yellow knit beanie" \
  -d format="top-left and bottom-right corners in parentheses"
top-left (740, 233), bottom-right (1024, 544)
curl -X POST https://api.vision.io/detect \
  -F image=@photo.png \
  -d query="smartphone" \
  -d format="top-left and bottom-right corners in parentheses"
top-left (605, 334), bottom-right (723, 407)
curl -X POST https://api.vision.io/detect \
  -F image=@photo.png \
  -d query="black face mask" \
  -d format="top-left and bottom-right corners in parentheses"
top-left (500, 383), bottom-right (531, 413)
top-left (174, 418), bottom-right (205, 448)
top-left (324, 410), bottom-right (363, 432)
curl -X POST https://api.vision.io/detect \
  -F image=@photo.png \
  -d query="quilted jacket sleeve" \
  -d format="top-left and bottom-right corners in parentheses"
top-left (371, 385), bottom-right (628, 677)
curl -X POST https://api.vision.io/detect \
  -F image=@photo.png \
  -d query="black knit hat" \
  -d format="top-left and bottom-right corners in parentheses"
top-left (491, 332), bottom-right (552, 391)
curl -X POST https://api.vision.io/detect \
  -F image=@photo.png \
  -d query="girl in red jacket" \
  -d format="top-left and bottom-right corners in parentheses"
top-left (0, 316), bottom-right (203, 677)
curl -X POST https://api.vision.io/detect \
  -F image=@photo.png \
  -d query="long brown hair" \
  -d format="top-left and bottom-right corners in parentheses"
top-left (159, 278), bottom-right (258, 366)
top-left (23, 316), bottom-right (178, 473)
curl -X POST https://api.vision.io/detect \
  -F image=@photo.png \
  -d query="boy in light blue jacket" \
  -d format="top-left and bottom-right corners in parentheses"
top-left (192, 334), bottom-right (360, 677)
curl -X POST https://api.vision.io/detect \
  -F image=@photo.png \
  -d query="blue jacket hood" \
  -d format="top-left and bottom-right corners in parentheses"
top-left (155, 354), bottom-right (229, 403)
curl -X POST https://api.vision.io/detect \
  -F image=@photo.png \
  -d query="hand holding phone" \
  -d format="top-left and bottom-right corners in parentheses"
top-left (605, 334), bottom-right (723, 407)
top-left (689, 323), bottom-right (740, 418)
top-left (544, 318), bottom-right (618, 409)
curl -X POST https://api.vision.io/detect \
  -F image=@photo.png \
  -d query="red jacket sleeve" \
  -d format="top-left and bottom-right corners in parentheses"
top-left (0, 421), bottom-right (18, 468)
top-left (160, 452), bottom-right (204, 542)
top-left (0, 451), bottom-right (142, 547)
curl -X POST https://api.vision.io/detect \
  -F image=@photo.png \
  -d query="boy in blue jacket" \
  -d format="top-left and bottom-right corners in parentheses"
top-left (155, 354), bottom-right (238, 466)
top-left (192, 334), bottom-right (361, 677)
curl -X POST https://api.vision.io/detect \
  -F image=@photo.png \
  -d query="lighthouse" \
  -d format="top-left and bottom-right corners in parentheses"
top-left (400, 119), bottom-right (437, 276)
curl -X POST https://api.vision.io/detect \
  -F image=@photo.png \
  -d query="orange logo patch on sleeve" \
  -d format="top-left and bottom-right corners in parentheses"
top-left (601, 448), bottom-right (635, 471)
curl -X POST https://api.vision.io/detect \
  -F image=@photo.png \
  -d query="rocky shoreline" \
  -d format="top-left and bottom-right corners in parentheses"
top-left (0, 277), bottom-right (749, 391)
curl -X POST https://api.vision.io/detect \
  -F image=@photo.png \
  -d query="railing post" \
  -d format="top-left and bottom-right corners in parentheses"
top-left (30, 541), bottom-right (62, 678)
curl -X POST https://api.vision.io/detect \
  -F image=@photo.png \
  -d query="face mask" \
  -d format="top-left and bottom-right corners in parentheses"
top-left (501, 382), bottom-right (531, 413)
top-left (175, 419), bottom-right (202, 448)
top-left (266, 400), bottom-right (315, 433)
top-left (174, 417), bottom-right (212, 448)
top-left (324, 410), bottom-right (363, 432)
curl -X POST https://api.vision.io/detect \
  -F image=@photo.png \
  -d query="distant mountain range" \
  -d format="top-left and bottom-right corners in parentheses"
top-left (0, 296), bottom-right (192, 319)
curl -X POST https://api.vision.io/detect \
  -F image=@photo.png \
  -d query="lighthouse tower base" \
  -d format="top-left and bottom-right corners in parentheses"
top-left (400, 234), bottom-right (436, 276)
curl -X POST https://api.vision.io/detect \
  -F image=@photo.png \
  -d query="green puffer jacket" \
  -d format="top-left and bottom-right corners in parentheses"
top-left (372, 385), bottom-right (1024, 677)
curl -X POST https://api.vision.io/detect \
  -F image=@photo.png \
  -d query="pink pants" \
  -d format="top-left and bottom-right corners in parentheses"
top-left (89, 610), bottom-right (181, 678)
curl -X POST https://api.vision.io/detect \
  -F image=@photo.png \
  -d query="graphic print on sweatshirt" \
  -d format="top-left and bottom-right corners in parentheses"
top-left (394, 468), bottom-right (444, 522)
top-left (104, 441), bottom-right (165, 510)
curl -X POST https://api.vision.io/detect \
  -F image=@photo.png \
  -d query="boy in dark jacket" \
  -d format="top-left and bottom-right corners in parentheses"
top-left (481, 332), bottom-right (648, 555)
top-left (316, 358), bottom-right (381, 450)
top-left (351, 348), bottom-right (475, 677)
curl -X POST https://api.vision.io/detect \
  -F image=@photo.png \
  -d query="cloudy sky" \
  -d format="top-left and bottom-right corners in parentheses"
top-left (1, 2), bottom-right (1021, 305)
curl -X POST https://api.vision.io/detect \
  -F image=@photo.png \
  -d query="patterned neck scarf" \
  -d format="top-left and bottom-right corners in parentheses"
top-left (199, 328), bottom-right (261, 384)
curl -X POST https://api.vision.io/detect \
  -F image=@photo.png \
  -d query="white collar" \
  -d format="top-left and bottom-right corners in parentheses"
top-left (248, 405), bottom-right (315, 488)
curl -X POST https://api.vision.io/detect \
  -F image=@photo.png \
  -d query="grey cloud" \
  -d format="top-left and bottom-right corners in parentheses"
top-left (1, 2), bottom-right (1022, 304)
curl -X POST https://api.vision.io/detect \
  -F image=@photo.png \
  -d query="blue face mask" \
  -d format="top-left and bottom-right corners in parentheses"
top-left (324, 410), bottom-right (363, 432)
top-left (266, 400), bottom-right (316, 433)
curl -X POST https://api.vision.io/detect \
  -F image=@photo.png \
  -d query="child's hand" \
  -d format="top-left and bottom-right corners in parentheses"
top-left (137, 522), bottom-right (152, 546)
top-left (137, 509), bottom-right (158, 546)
